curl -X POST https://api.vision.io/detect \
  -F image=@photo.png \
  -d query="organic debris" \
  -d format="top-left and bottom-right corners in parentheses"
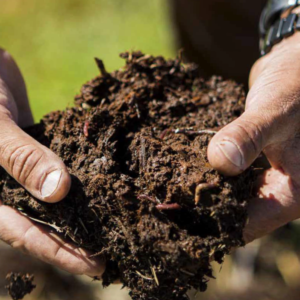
top-left (0, 51), bottom-right (255, 300)
top-left (5, 273), bottom-right (36, 300)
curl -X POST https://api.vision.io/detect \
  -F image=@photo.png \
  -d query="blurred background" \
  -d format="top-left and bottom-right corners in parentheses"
top-left (1, 0), bottom-right (175, 121)
top-left (1, 1), bottom-right (300, 300)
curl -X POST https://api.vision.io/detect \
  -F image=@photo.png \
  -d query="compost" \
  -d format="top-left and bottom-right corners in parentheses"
top-left (5, 273), bottom-right (36, 300)
top-left (0, 51), bottom-right (255, 300)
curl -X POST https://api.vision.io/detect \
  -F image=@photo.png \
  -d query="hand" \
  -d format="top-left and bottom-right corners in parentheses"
top-left (0, 48), bottom-right (104, 277)
top-left (207, 32), bottom-right (300, 244)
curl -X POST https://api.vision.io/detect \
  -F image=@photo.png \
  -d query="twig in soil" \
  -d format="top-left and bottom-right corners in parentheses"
top-left (180, 269), bottom-right (195, 276)
top-left (17, 209), bottom-right (63, 233)
top-left (140, 138), bottom-right (147, 170)
top-left (137, 194), bottom-right (158, 204)
top-left (91, 208), bottom-right (103, 224)
top-left (113, 217), bottom-right (130, 239)
top-left (74, 227), bottom-right (78, 235)
top-left (178, 48), bottom-right (184, 62)
top-left (135, 103), bottom-right (141, 119)
top-left (79, 218), bottom-right (89, 234)
top-left (94, 57), bottom-right (108, 76)
top-left (150, 265), bottom-right (159, 286)
top-left (136, 271), bottom-right (154, 281)
top-left (83, 120), bottom-right (90, 137)
top-left (174, 129), bottom-right (217, 135)
top-left (66, 232), bottom-right (81, 245)
top-left (159, 128), bottom-right (217, 139)
top-left (128, 52), bottom-right (133, 62)
top-left (156, 203), bottom-right (182, 211)
top-left (113, 216), bottom-right (136, 253)
top-left (135, 54), bottom-right (151, 63)
top-left (89, 248), bottom-right (109, 258)
top-left (99, 98), bottom-right (106, 109)
top-left (194, 183), bottom-right (219, 205)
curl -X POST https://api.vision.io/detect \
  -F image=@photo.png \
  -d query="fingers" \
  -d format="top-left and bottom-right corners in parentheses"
top-left (243, 168), bottom-right (300, 244)
top-left (0, 204), bottom-right (104, 277)
top-left (264, 136), bottom-right (300, 186)
top-left (207, 111), bottom-right (268, 176)
top-left (0, 48), bottom-right (33, 127)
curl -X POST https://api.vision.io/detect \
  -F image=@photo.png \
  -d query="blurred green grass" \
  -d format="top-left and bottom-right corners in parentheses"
top-left (1, 0), bottom-right (175, 121)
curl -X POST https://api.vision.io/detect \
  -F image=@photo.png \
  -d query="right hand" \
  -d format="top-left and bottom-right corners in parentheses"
top-left (207, 32), bottom-right (300, 244)
top-left (0, 48), bottom-right (104, 277)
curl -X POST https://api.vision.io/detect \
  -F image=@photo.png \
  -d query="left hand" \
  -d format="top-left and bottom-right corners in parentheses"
top-left (0, 49), bottom-right (104, 277)
top-left (207, 32), bottom-right (300, 243)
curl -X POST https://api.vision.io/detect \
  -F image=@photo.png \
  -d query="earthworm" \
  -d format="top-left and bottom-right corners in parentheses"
top-left (83, 120), bottom-right (90, 137)
top-left (159, 128), bottom-right (172, 140)
top-left (194, 183), bottom-right (219, 205)
top-left (156, 203), bottom-right (182, 211)
top-left (137, 194), bottom-right (158, 204)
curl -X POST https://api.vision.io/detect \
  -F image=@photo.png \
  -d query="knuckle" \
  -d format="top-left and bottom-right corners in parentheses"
top-left (0, 88), bottom-right (16, 120)
top-left (0, 106), bottom-right (14, 120)
top-left (231, 118), bottom-right (264, 155)
top-left (4, 144), bottom-right (44, 184)
top-left (258, 90), bottom-right (300, 126)
top-left (11, 224), bottom-right (35, 253)
top-left (277, 93), bottom-right (300, 118)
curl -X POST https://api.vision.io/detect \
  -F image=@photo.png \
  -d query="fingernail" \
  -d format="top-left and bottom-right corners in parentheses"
top-left (217, 140), bottom-right (244, 168)
top-left (41, 169), bottom-right (62, 198)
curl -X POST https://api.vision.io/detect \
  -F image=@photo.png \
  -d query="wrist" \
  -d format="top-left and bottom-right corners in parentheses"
top-left (250, 31), bottom-right (300, 87)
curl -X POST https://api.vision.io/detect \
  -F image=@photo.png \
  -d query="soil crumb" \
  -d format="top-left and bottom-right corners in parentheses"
top-left (0, 51), bottom-right (255, 300)
top-left (5, 273), bottom-right (36, 300)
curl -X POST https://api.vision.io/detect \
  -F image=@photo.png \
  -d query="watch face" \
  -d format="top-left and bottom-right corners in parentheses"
top-left (269, 0), bottom-right (296, 8)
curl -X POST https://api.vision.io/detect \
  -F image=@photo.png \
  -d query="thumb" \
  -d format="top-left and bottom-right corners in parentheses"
top-left (0, 109), bottom-right (71, 203)
top-left (207, 111), bottom-right (267, 176)
top-left (0, 49), bottom-right (71, 203)
top-left (0, 114), bottom-right (71, 203)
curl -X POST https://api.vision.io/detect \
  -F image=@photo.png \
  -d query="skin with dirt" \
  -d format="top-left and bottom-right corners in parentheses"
top-left (5, 273), bottom-right (36, 300)
top-left (0, 52), bottom-right (255, 300)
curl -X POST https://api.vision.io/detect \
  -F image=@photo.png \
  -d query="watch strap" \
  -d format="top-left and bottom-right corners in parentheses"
top-left (259, 0), bottom-right (300, 55)
top-left (260, 0), bottom-right (298, 37)
top-left (260, 13), bottom-right (300, 55)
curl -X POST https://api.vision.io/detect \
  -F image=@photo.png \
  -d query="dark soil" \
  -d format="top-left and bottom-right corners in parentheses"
top-left (0, 51), bottom-right (255, 300)
top-left (5, 273), bottom-right (36, 300)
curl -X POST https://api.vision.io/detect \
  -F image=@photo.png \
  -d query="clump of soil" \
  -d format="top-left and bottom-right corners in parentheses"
top-left (0, 51), bottom-right (255, 300)
top-left (5, 273), bottom-right (36, 300)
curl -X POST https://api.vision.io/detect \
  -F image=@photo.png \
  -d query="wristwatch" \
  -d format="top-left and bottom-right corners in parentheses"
top-left (259, 0), bottom-right (300, 56)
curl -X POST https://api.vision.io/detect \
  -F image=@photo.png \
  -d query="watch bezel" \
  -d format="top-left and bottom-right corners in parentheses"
top-left (260, 0), bottom-right (298, 37)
